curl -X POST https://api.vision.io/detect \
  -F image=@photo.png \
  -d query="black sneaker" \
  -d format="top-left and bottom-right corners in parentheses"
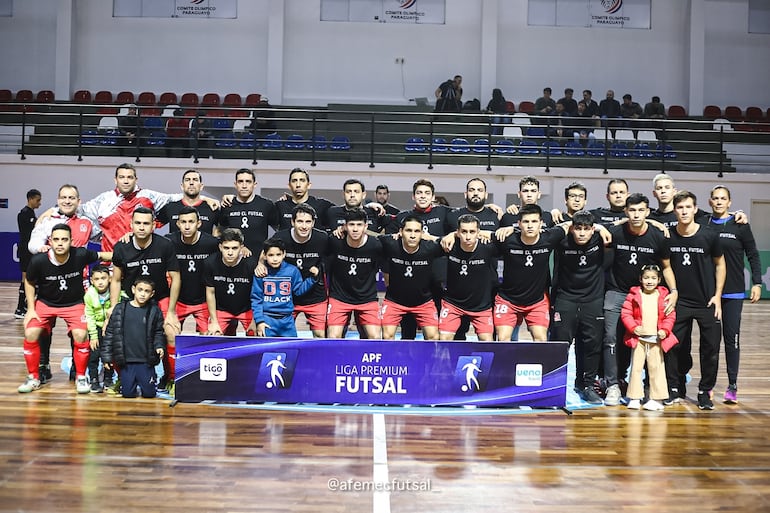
top-left (14, 309), bottom-right (26, 319)
top-left (38, 364), bottom-right (53, 385)
top-left (698, 391), bottom-right (714, 410)
top-left (90, 377), bottom-right (104, 393)
top-left (662, 388), bottom-right (680, 406)
top-left (579, 387), bottom-right (604, 405)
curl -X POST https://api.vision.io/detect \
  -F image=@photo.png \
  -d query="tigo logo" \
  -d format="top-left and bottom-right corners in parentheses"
top-left (515, 364), bottom-right (543, 386)
top-left (200, 358), bottom-right (227, 381)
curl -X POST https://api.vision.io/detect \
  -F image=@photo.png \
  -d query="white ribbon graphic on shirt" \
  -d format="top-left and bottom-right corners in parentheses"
top-left (525, 255), bottom-right (534, 267)
top-left (629, 253), bottom-right (638, 265)
top-left (682, 253), bottom-right (692, 266)
top-left (188, 260), bottom-right (196, 273)
top-left (59, 279), bottom-right (68, 291)
top-left (579, 255), bottom-right (587, 266)
top-left (227, 283), bottom-right (236, 295)
top-left (348, 264), bottom-right (357, 276)
top-left (296, 258), bottom-right (303, 269)
top-left (404, 265), bottom-right (413, 277)
top-left (241, 217), bottom-right (249, 229)
top-left (459, 264), bottom-right (468, 275)
top-left (141, 264), bottom-right (150, 276)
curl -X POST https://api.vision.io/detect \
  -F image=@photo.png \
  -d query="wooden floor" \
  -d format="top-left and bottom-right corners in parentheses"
top-left (1, 281), bottom-right (769, 513)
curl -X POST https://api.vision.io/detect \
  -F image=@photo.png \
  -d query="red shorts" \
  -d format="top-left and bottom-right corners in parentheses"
top-left (326, 298), bottom-right (381, 328)
top-left (493, 294), bottom-right (550, 329)
top-left (380, 299), bottom-right (438, 328)
top-left (293, 301), bottom-right (328, 332)
top-left (27, 301), bottom-right (87, 332)
top-left (157, 296), bottom-right (170, 317)
top-left (216, 310), bottom-right (254, 336)
top-left (439, 300), bottom-right (494, 335)
top-left (176, 301), bottom-right (209, 333)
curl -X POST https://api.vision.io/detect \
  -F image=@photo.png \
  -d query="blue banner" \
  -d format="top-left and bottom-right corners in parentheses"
top-left (1, 232), bottom-right (21, 281)
top-left (176, 336), bottom-right (569, 408)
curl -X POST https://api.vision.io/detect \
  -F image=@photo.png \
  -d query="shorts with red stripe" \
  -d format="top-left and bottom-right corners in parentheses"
top-left (27, 301), bottom-right (87, 332)
top-left (493, 294), bottom-right (550, 329)
top-left (439, 300), bottom-right (494, 335)
top-left (293, 301), bottom-right (328, 332)
top-left (326, 298), bottom-right (381, 328)
top-left (156, 296), bottom-right (170, 317)
top-left (216, 310), bottom-right (254, 336)
top-left (381, 298), bottom-right (438, 329)
top-left (176, 301), bottom-right (209, 333)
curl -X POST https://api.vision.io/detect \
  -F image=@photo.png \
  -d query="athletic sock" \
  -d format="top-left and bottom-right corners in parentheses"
top-left (73, 340), bottom-right (91, 376)
top-left (22, 339), bottom-right (41, 377)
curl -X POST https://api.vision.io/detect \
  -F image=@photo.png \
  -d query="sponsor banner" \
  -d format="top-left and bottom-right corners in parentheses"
top-left (528, 0), bottom-right (650, 30)
top-left (321, 0), bottom-right (445, 25)
top-left (113, 0), bottom-right (237, 19)
top-left (1, 232), bottom-right (21, 281)
top-left (176, 336), bottom-right (569, 408)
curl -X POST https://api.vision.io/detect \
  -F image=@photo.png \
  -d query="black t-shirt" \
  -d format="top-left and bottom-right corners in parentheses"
top-left (26, 247), bottom-right (100, 307)
top-left (327, 235), bottom-right (382, 304)
top-left (325, 205), bottom-right (387, 233)
top-left (275, 196), bottom-right (334, 231)
top-left (156, 200), bottom-right (220, 235)
top-left (607, 224), bottom-right (670, 293)
top-left (203, 254), bottom-right (258, 314)
top-left (703, 216), bottom-right (761, 295)
top-left (17, 205), bottom-right (36, 262)
top-left (499, 210), bottom-right (555, 229)
top-left (166, 231), bottom-right (220, 305)
top-left (112, 235), bottom-right (180, 300)
top-left (553, 232), bottom-right (605, 302)
top-left (669, 226), bottom-right (723, 308)
top-left (497, 228), bottom-right (565, 306)
top-left (218, 195), bottom-right (279, 253)
top-left (388, 205), bottom-right (453, 236)
top-left (446, 206), bottom-right (500, 231)
top-left (590, 207), bottom-right (626, 228)
top-left (380, 237), bottom-right (444, 307)
top-left (272, 228), bottom-right (329, 306)
top-left (444, 241), bottom-right (499, 312)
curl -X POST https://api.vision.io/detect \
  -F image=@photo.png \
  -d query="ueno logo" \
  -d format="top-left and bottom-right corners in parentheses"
top-left (515, 364), bottom-right (543, 386)
top-left (200, 358), bottom-right (227, 381)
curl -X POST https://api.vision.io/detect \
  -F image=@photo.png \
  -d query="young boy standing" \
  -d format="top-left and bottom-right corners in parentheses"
top-left (251, 238), bottom-right (319, 337)
top-left (101, 278), bottom-right (166, 399)
top-left (84, 265), bottom-right (116, 392)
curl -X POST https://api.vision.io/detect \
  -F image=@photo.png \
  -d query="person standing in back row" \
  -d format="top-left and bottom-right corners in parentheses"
top-left (15, 189), bottom-right (41, 319)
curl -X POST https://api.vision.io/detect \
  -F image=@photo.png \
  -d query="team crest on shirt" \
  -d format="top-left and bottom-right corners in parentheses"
top-left (553, 311), bottom-right (561, 322)
top-left (80, 224), bottom-right (88, 232)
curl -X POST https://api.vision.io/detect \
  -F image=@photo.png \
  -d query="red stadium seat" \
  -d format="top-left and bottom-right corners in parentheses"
top-left (518, 101), bottom-right (535, 114)
top-left (180, 93), bottom-right (199, 107)
top-left (202, 93), bottom-right (220, 106)
top-left (15, 89), bottom-right (33, 102)
top-left (158, 92), bottom-right (178, 106)
top-left (73, 90), bottom-right (92, 103)
top-left (703, 105), bottom-right (722, 119)
top-left (724, 106), bottom-right (743, 121)
top-left (667, 105), bottom-right (687, 118)
top-left (244, 93), bottom-right (262, 107)
top-left (137, 91), bottom-right (156, 106)
top-left (94, 90), bottom-right (113, 104)
top-left (223, 93), bottom-right (242, 107)
top-left (505, 101), bottom-right (516, 114)
top-left (745, 106), bottom-right (764, 122)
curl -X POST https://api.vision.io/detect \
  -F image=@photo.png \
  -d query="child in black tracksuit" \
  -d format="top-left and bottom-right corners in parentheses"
top-left (101, 278), bottom-right (165, 398)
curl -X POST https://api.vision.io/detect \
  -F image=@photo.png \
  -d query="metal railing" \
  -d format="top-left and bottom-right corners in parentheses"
top-left (2, 102), bottom-right (769, 175)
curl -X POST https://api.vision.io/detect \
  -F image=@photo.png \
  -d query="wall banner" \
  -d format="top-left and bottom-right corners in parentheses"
top-left (176, 336), bottom-right (570, 408)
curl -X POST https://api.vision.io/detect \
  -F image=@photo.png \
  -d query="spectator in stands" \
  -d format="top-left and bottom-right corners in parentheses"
top-left (534, 87), bottom-right (556, 116)
top-left (644, 96), bottom-right (666, 119)
top-left (165, 109), bottom-right (190, 158)
top-left (191, 110), bottom-right (213, 158)
top-left (118, 104), bottom-right (141, 154)
top-left (620, 94), bottom-right (643, 129)
top-left (558, 88), bottom-right (578, 116)
top-left (246, 97), bottom-right (276, 137)
top-left (549, 101), bottom-right (570, 138)
top-left (573, 101), bottom-right (596, 146)
top-left (434, 75), bottom-right (463, 113)
top-left (485, 88), bottom-right (509, 135)
top-left (599, 90), bottom-right (621, 119)
top-left (581, 90), bottom-right (600, 118)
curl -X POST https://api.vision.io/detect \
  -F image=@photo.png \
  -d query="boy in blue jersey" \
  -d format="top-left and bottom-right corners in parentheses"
top-left (251, 238), bottom-right (319, 337)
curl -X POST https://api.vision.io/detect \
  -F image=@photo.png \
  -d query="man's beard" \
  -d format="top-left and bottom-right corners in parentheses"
top-left (466, 197), bottom-right (485, 210)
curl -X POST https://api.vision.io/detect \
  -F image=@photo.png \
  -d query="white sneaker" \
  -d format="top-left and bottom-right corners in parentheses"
top-left (605, 384), bottom-right (622, 406)
top-left (18, 374), bottom-right (41, 393)
top-left (626, 399), bottom-right (641, 410)
top-left (75, 375), bottom-right (91, 394)
top-left (643, 399), bottom-right (665, 411)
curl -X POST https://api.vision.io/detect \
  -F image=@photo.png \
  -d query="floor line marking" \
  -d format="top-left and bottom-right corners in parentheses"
top-left (372, 413), bottom-right (390, 513)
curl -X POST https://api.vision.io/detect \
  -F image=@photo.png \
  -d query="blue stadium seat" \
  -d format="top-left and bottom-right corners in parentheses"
top-left (79, 129), bottom-right (99, 145)
top-left (610, 142), bottom-right (631, 158)
top-left (494, 139), bottom-right (517, 154)
top-left (405, 137), bottom-right (427, 152)
top-left (472, 138), bottom-right (490, 153)
top-left (656, 143), bottom-right (677, 159)
top-left (563, 140), bottom-right (585, 156)
top-left (542, 140), bottom-right (562, 155)
top-left (262, 132), bottom-right (283, 149)
top-left (285, 134), bottom-right (306, 149)
top-left (431, 137), bottom-right (449, 152)
top-left (330, 136), bottom-right (351, 151)
top-left (633, 142), bottom-right (655, 158)
top-left (239, 132), bottom-right (257, 149)
top-left (518, 139), bottom-right (539, 155)
top-left (143, 117), bottom-right (166, 146)
top-left (586, 140), bottom-right (606, 157)
top-left (308, 135), bottom-right (327, 150)
top-left (450, 138), bottom-right (471, 153)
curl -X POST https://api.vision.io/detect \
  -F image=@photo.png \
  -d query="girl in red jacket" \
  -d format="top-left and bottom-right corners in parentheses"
top-left (621, 264), bottom-right (678, 411)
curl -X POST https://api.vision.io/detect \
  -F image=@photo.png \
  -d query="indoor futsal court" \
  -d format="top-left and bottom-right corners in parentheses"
top-left (1, 282), bottom-right (769, 512)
